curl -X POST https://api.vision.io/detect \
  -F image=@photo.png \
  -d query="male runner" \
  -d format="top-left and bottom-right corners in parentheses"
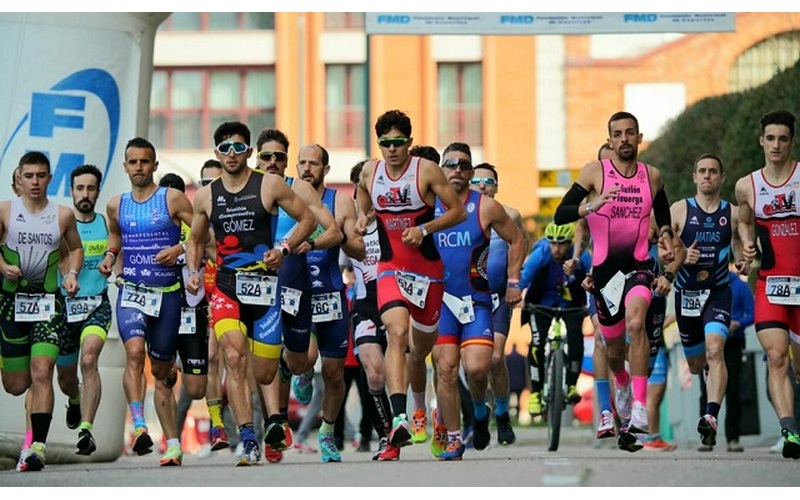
top-left (735, 110), bottom-right (800, 459)
top-left (101, 138), bottom-right (194, 466)
top-left (0, 151), bottom-right (83, 472)
top-left (185, 121), bottom-right (315, 466)
top-left (355, 109), bottom-right (467, 450)
top-left (430, 143), bottom-right (524, 460)
top-left (295, 142), bottom-right (364, 462)
top-left (554, 111), bottom-right (679, 452)
top-left (671, 153), bottom-right (740, 448)
top-left (62, 164), bottom-right (113, 456)
top-left (470, 161), bottom-right (527, 445)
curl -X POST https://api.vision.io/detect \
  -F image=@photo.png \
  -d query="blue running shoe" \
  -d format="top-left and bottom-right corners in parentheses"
top-left (439, 439), bottom-right (465, 461)
top-left (292, 370), bottom-right (314, 405)
top-left (318, 431), bottom-right (342, 463)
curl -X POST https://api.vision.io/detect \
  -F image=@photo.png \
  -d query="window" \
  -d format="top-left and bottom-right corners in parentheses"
top-left (729, 31), bottom-right (800, 92)
top-left (438, 63), bottom-right (482, 146)
top-left (149, 68), bottom-right (276, 150)
top-left (324, 13), bottom-right (364, 30)
top-left (159, 12), bottom-right (275, 31)
top-left (326, 64), bottom-right (366, 148)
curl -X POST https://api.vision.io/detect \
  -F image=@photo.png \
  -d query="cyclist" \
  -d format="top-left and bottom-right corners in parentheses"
top-left (520, 222), bottom-right (592, 417)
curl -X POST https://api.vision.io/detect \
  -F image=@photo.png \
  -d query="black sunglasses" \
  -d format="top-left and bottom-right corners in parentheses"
top-left (442, 159), bottom-right (473, 171)
top-left (258, 151), bottom-right (288, 162)
top-left (377, 137), bottom-right (411, 148)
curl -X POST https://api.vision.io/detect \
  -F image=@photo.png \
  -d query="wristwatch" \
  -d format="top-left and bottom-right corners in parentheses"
top-left (659, 271), bottom-right (675, 283)
top-left (280, 245), bottom-right (290, 257)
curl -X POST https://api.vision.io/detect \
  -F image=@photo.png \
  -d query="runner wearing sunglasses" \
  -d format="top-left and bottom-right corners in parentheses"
top-left (354, 109), bottom-right (466, 457)
top-left (185, 121), bottom-right (316, 466)
top-left (428, 144), bottom-right (525, 460)
top-left (469, 162), bottom-right (527, 446)
top-left (253, 128), bottom-right (343, 464)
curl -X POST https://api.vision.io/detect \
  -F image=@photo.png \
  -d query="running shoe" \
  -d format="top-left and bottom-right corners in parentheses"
top-left (642, 437), bottom-right (676, 451)
top-left (438, 439), bottom-right (465, 461)
top-left (473, 408), bottom-right (491, 451)
top-left (566, 385), bottom-right (582, 405)
top-left (264, 447), bottom-right (283, 463)
top-left (697, 444), bottom-right (714, 452)
top-left (462, 425), bottom-right (474, 448)
top-left (629, 401), bottom-right (649, 434)
top-left (264, 421), bottom-right (286, 450)
top-left (596, 410), bottom-right (616, 439)
top-left (17, 442), bottom-right (46, 472)
top-left (76, 429), bottom-right (97, 456)
top-left (495, 413), bottom-right (516, 446)
top-left (210, 425), bottom-right (230, 451)
top-left (410, 408), bottom-right (428, 443)
top-left (781, 428), bottom-right (800, 460)
top-left (373, 437), bottom-right (400, 461)
top-left (527, 391), bottom-right (542, 416)
top-left (726, 439), bottom-right (744, 452)
top-left (66, 401), bottom-right (81, 430)
top-left (430, 408), bottom-right (448, 458)
top-left (614, 380), bottom-right (632, 421)
top-left (357, 439), bottom-right (371, 452)
top-left (389, 414), bottom-right (412, 447)
top-left (235, 439), bottom-right (261, 466)
top-left (697, 414), bottom-right (718, 447)
top-left (159, 444), bottom-right (183, 466)
top-left (131, 427), bottom-right (154, 456)
top-left (270, 421), bottom-right (293, 451)
top-left (292, 369), bottom-right (314, 405)
top-left (318, 431), bottom-right (342, 463)
top-left (616, 422), bottom-right (643, 453)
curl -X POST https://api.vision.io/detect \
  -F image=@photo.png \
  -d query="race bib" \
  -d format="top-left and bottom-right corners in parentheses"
top-left (311, 292), bottom-right (343, 322)
top-left (179, 307), bottom-right (197, 335)
top-left (600, 271), bottom-right (625, 316)
top-left (396, 271), bottom-right (430, 309)
top-left (121, 283), bottom-right (163, 317)
top-left (235, 273), bottom-right (278, 306)
top-left (766, 276), bottom-right (800, 305)
top-left (281, 286), bottom-right (302, 315)
top-left (14, 293), bottom-right (55, 322)
top-left (65, 295), bottom-right (102, 323)
top-left (443, 292), bottom-right (475, 324)
top-left (680, 289), bottom-right (710, 317)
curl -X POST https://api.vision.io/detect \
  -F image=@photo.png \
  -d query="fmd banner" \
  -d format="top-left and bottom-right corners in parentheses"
top-left (366, 12), bottom-right (735, 35)
top-left (0, 13), bottom-right (161, 208)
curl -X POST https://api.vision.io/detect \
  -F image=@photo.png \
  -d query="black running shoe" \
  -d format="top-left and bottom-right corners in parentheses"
top-left (616, 422), bottom-right (643, 453)
top-left (263, 421), bottom-right (285, 449)
top-left (76, 429), bottom-right (97, 456)
top-left (473, 410), bottom-right (491, 451)
top-left (131, 428), bottom-right (154, 456)
top-left (496, 413), bottom-right (516, 446)
top-left (66, 402), bottom-right (81, 430)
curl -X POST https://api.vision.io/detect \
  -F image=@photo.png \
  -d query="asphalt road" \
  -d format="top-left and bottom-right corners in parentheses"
top-left (1, 424), bottom-right (798, 488)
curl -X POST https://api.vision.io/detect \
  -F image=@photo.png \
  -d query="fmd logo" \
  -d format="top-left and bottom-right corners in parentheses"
top-left (501, 15), bottom-right (534, 24)
top-left (624, 13), bottom-right (659, 23)
top-left (0, 68), bottom-right (120, 198)
top-left (377, 15), bottom-right (411, 24)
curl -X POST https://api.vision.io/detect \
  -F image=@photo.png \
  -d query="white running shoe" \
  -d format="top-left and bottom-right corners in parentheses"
top-left (629, 401), bottom-right (649, 434)
top-left (596, 410), bottom-right (615, 439)
top-left (614, 380), bottom-right (632, 421)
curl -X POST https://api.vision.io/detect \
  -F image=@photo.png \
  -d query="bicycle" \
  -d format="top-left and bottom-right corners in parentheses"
top-left (523, 303), bottom-right (588, 451)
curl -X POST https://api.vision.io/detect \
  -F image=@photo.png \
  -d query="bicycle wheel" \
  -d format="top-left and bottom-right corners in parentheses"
top-left (547, 349), bottom-right (565, 451)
